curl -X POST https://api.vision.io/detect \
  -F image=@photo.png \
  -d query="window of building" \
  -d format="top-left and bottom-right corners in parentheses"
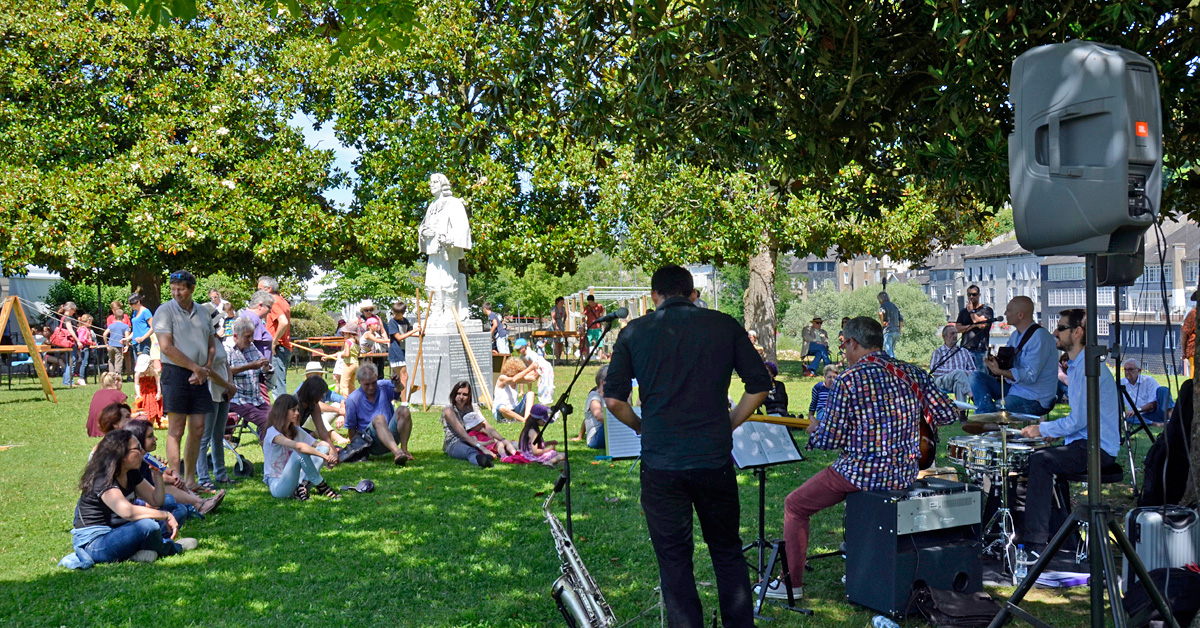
top-left (1048, 288), bottom-right (1085, 307)
top-left (1097, 287), bottom-right (1115, 307)
top-left (1095, 317), bottom-right (1110, 336)
top-left (1047, 263), bottom-right (1085, 281)
top-left (843, 271), bottom-right (849, 285)
top-left (1186, 260), bottom-right (1199, 286)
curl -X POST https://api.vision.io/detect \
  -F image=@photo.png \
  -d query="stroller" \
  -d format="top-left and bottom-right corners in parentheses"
top-left (223, 412), bottom-right (258, 478)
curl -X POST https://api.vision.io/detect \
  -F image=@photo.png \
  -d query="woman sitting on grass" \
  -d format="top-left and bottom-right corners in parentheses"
top-left (261, 394), bottom-right (341, 501)
top-left (518, 404), bottom-right (565, 467)
top-left (62, 429), bottom-right (198, 568)
top-left (126, 420), bottom-right (223, 516)
top-left (808, 364), bottom-right (840, 422)
top-left (492, 356), bottom-right (538, 423)
top-left (440, 380), bottom-right (512, 468)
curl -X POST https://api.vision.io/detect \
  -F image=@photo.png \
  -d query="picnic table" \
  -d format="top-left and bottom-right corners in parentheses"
top-left (1, 346), bottom-right (73, 389)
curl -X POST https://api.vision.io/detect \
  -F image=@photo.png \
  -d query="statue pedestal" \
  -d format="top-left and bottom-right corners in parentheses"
top-left (406, 329), bottom-right (493, 410)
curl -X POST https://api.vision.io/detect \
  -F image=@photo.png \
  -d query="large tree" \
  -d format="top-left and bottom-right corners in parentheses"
top-left (0, 0), bottom-right (348, 307)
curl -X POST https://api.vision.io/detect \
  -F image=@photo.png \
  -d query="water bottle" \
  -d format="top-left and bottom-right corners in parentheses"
top-left (1014, 544), bottom-right (1029, 581)
top-left (871, 615), bottom-right (901, 628)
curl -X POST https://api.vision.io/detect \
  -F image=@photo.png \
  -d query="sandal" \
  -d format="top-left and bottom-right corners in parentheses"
top-left (198, 489), bottom-right (226, 515)
top-left (294, 483), bottom-right (310, 501)
top-left (394, 452), bottom-right (408, 466)
top-left (188, 481), bottom-right (217, 495)
top-left (311, 481), bottom-right (341, 500)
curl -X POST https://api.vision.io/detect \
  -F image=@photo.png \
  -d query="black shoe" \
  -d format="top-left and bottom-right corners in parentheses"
top-left (294, 484), bottom-right (310, 501)
top-left (475, 453), bottom-right (494, 468)
top-left (311, 481), bottom-right (341, 499)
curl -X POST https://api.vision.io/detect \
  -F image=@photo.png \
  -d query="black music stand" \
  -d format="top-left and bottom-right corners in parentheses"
top-left (733, 421), bottom-right (811, 619)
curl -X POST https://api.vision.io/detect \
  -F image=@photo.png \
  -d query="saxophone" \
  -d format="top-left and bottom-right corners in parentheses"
top-left (544, 474), bottom-right (618, 628)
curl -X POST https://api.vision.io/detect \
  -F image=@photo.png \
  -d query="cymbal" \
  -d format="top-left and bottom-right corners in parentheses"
top-left (968, 410), bottom-right (1039, 425)
top-left (962, 422), bottom-right (999, 435)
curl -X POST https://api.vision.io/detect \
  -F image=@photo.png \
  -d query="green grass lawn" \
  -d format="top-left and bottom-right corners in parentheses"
top-left (0, 361), bottom-right (1168, 627)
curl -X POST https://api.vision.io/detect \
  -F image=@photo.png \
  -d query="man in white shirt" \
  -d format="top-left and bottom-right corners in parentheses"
top-left (1120, 358), bottom-right (1165, 425)
top-left (929, 325), bottom-right (975, 402)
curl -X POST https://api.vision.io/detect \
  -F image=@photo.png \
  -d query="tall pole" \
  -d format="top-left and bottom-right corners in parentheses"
top-left (1084, 254), bottom-right (1104, 628)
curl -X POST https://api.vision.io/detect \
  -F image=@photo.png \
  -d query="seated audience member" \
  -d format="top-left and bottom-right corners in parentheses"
top-left (343, 363), bottom-right (414, 465)
top-left (60, 430), bottom-right (198, 569)
top-left (1056, 352), bottom-right (1070, 404)
top-left (808, 365), bottom-right (839, 421)
top-left (1018, 308), bottom-right (1119, 554)
top-left (242, 291), bottom-right (275, 357)
top-left (514, 338), bottom-right (556, 404)
top-left (1121, 358), bottom-right (1168, 425)
top-left (127, 419), bottom-right (223, 516)
top-left (87, 373), bottom-right (128, 437)
top-left (295, 374), bottom-right (350, 447)
top-left (801, 318), bottom-right (831, 376)
top-left (103, 310), bottom-right (131, 379)
top-left (518, 404), bottom-right (565, 467)
top-left (440, 380), bottom-right (506, 468)
top-left (227, 317), bottom-right (271, 435)
top-left (748, 329), bottom-right (765, 358)
top-left (261, 394), bottom-right (341, 500)
top-left (929, 324), bottom-right (975, 402)
top-left (575, 365), bottom-right (609, 448)
top-left (493, 356), bottom-right (538, 423)
top-left (762, 361), bottom-right (791, 417)
top-left (132, 354), bottom-right (164, 429)
top-left (969, 296), bottom-right (1058, 416)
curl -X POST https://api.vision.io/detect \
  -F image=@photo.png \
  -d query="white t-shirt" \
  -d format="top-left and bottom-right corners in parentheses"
top-left (262, 425), bottom-right (316, 481)
top-left (528, 352), bottom-right (556, 403)
top-left (493, 381), bottom-right (520, 409)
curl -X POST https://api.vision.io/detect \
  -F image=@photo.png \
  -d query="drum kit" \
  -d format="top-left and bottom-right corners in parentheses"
top-left (947, 409), bottom-right (1045, 582)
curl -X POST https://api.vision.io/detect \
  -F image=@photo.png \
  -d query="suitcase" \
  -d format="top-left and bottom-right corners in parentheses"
top-left (1121, 506), bottom-right (1200, 592)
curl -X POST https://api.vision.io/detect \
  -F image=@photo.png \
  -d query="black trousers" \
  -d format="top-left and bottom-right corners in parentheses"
top-left (1022, 439), bottom-right (1114, 545)
top-left (640, 461), bottom-right (754, 628)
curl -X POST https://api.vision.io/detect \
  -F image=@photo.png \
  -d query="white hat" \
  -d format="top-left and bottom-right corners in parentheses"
top-left (134, 354), bottom-right (152, 376)
top-left (305, 361), bottom-right (324, 375)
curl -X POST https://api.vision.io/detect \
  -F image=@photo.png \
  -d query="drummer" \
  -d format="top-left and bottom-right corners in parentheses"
top-left (1018, 308), bottom-right (1120, 555)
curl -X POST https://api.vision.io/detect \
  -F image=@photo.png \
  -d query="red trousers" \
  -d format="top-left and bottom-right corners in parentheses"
top-left (783, 467), bottom-right (859, 585)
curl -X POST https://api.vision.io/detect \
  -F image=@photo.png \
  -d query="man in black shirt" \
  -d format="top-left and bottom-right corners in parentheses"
top-left (605, 265), bottom-right (770, 628)
top-left (955, 284), bottom-right (994, 371)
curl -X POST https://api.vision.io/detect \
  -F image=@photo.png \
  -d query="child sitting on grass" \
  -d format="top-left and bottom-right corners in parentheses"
top-left (261, 394), bottom-right (341, 501)
top-left (518, 403), bottom-right (565, 467)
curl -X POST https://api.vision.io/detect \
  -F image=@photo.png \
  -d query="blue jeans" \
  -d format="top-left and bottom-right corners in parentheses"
top-left (445, 440), bottom-right (489, 466)
top-left (586, 423), bottom-right (606, 449)
top-left (883, 331), bottom-right (900, 358)
top-left (807, 345), bottom-right (831, 374)
top-left (76, 348), bottom-right (90, 379)
top-left (271, 346), bottom-right (292, 399)
top-left (969, 350), bottom-right (986, 372)
top-left (134, 338), bottom-right (151, 356)
top-left (197, 398), bottom-right (231, 483)
top-left (265, 444), bottom-right (328, 498)
top-left (969, 371), bottom-right (1048, 415)
top-left (62, 347), bottom-right (79, 386)
top-left (81, 518), bottom-right (180, 564)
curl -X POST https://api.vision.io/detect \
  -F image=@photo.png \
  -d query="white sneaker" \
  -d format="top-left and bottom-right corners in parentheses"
top-left (130, 550), bottom-right (158, 563)
top-left (177, 538), bottom-right (199, 552)
top-left (753, 579), bottom-right (802, 600)
top-left (76, 378), bottom-right (86, 386)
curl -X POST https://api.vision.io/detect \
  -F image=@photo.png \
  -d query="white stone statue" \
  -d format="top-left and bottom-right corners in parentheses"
top-left (419, 173), bottom-right (472, 332)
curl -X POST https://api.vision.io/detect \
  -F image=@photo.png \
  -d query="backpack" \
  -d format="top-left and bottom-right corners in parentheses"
top-left (907, 585), bottom-right (1005, 627)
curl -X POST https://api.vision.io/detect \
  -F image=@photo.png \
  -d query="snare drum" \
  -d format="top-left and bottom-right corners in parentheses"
top-left (1005, 443), bottom-right (1036, 475)
top-left (947, 435), bottom-right (985, 465)
top-left (965, 439), bottom-right (1003, 471)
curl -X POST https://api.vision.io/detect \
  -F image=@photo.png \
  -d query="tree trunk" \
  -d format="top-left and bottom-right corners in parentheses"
top-left (745, 238), bottom-right (777, 363)
top-left (131, 268), bottom-right (162, 312)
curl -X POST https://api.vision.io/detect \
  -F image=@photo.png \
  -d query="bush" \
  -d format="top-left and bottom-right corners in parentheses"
top-left (781, 282), bottom-right (946, 365)
top-left (45, 281), bottom-right (132, 321)
top-left (290, 301), bottom-right (336, 340)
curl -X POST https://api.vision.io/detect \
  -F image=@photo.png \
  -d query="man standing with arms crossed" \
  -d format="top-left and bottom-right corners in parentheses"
top-left (606, 265), bottom-right (770, 628)
top-left (955, 284), bottom-right (994, 371)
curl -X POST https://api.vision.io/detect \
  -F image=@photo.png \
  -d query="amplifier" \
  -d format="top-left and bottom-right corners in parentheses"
top-left (845, 478), bottom-right (984, 617)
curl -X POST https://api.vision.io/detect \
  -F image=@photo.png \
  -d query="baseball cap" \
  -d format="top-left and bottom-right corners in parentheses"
top-left (513, 338), bottom-right (528, 349)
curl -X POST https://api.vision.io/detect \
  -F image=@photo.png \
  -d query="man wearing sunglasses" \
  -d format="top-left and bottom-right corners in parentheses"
top-left (970, 296), bottom-right (1058, 416)
top-left (955, 284), bottom-right (994, 371)
top-left (1018, 308), bottom-right (1119, 554)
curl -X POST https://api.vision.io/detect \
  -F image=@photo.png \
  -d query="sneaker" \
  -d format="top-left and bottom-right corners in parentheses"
top-left (177, 538), bottom-right (199, 552)
top-left (75, 378), bottom-right (87, 386)
top-left (753, 579), bottom-right (802, 600)
top-left (130, 549), bottom-right (158, 563)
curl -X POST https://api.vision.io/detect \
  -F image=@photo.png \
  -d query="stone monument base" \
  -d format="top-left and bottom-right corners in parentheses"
top-left (405, 330), bottom-right (493, 410)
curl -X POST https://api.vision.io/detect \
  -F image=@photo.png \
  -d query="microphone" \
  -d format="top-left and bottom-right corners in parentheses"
top-left (593, 307), bottom-right (629, 325)
top-left (978, 315), bottom-right (1004, 324)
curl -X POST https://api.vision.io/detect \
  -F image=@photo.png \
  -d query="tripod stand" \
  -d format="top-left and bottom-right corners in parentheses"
top-left (988, 254), bottom-right (1179, 628)
top-left (977, 378), bottom-right (1021, 582)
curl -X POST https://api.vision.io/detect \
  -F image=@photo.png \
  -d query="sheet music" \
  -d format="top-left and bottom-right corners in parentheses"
top-left (732, 421), bottom-right (802, 469)
top-left (605, 407), bottom-right (642, 459)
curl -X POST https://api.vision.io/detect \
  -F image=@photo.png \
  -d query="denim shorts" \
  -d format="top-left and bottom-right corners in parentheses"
top-left (161, 363), bottom-right (215, 415)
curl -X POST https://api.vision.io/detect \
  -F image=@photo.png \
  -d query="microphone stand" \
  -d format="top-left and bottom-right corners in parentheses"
top-left (540, 316), bottom-right (618, 542)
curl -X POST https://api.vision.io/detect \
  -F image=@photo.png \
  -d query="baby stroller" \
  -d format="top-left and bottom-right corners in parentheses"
top-left (223, 412), bottom-right (257, 478)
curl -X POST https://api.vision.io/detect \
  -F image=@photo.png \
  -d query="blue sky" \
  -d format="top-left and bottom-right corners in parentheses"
top-left (290, 111), bottom-right (359, 211)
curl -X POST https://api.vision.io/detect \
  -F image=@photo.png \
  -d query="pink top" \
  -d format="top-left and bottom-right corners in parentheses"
top-left (77, 327), bottom-right (95, 347)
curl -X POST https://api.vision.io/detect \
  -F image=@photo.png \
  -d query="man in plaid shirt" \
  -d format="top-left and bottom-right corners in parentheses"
top-left (759, 317), bottom-right (957, 601)
top-left (929, 324), bottom-right (976, 403)
top-left (227, 317), bottom-right (271, 435)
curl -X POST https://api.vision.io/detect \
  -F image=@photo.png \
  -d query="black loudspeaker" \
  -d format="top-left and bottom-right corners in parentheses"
top-left (844, 485), bottom-right (983, 617)
top-left (1097, 236), bottom-right (1145, 287)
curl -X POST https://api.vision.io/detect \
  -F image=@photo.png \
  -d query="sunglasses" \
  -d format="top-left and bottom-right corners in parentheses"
top-left (1055, 324), bottom-right (1078, 332)
top-left (967, 292), bottom-right (980, 297)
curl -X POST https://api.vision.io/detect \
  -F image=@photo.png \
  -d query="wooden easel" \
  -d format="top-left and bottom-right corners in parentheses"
top-left (414, 290), bottom-right (431, 411)
top-left (0, 296), bottom-right (57, 402)
top-left (454, 309), bottom-right (493, 409)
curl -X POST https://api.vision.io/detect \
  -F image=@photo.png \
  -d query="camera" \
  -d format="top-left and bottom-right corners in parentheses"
top-left (995, 347), bottom-right (1016, 371)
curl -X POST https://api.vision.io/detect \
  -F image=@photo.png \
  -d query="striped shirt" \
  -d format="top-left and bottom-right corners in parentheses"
top-left (809, 351), bottom-right (958, 490)
top-left (929, 344), bottom-right (976, 377)
top-left (228, 344), bottom-right (266, 407)
top-left (809, 382), bottom-right (832, 417)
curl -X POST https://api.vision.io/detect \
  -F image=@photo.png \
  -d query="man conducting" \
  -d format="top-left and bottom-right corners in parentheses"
top-left (605, 265), bottom-right (770, 628)
top-left (970, 296), bottom-right (1058, 416)
top-left (1019, 308), bottom-right (1120, 553)
top-left (761, 317), bottom-right (957, 601)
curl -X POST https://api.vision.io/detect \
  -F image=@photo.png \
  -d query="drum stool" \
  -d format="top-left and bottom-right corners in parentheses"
top-left (1057, 462), bottom-right (1125, 563)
